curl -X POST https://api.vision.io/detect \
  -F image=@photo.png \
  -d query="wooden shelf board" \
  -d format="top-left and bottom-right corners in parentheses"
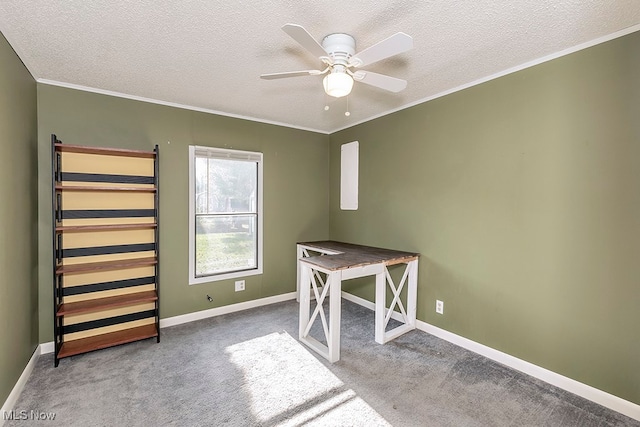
top-left (56, 223), bottom-right (157, 233)
top-left (57, 290), bottom-right (157, 316)
top-left (55, 185), bottom-right (156, 193)
top-left (55, 143), bottom-right (156, 158)
top-left (58, 324), bottom-right (158, 359)
top-left (56, 257), bottom-right (157, 275)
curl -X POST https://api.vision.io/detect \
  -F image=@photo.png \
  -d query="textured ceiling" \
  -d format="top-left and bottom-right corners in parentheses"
top-left (1, 1), bottom-right (639, 133)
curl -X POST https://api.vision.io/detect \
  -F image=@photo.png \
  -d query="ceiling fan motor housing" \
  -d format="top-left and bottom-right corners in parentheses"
top-left (322, 33), bottom-right (356, 66)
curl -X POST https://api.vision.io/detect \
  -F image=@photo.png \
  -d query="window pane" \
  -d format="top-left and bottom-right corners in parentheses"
top-left (198, 158), bottom-right (257, 214)
top-left (195, 157), bottom-right (208, 214)
top-left (195, 214), bottom-right (257, 276)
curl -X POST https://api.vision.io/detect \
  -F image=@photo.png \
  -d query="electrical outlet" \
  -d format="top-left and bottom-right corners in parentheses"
top-left (436, 300), bottom-right (444, 315)
top-left (235, 280), bottom-right (245, 292)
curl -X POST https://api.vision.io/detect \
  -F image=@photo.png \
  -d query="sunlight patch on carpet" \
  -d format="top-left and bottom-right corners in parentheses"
top-left (225, 332), bottom-right (390, 426)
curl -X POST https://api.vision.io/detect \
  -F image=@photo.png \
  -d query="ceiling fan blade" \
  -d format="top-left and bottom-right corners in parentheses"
top-left (281, 24), bottom-right (328, 58)
top-left (352, 70), bottom-right (407, 92)
top-left (260, 70), bottom-right (324, 80)
top-left (350, 32), bottom-right (413, 67)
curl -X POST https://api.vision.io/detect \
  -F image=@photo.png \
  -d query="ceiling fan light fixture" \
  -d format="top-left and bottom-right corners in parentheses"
top-left (323, 71), bottom-right (353, 98)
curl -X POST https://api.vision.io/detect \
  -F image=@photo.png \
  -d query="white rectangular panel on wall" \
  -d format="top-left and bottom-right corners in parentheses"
top-left (341, 141), bottom-right (359, 210)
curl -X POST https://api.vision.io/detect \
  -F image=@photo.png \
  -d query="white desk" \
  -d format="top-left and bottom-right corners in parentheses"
top-left (297, 241), bottom-right (419, 363)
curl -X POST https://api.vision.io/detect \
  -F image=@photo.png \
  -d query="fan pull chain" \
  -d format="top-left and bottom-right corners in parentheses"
top-left (345, 96), bottom-right (351, 116)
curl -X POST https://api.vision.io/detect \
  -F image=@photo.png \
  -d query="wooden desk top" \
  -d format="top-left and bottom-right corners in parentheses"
top-left (298, 241), bottom-right (419, 271)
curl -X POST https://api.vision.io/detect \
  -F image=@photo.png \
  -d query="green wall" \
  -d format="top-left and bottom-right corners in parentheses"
top-left (329, 31), bottom-right (640, 404)
top-left (36, 85), bottom-right (330, 342)
top-left (0, 33), bottom-right (38, 406)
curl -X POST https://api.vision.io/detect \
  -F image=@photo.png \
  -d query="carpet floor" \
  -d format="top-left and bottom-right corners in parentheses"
top-left (5, 299), bottom-right (639, 426)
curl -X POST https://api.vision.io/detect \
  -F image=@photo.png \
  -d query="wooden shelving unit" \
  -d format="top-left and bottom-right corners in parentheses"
top-left (52, 134), bottom-right (160, 366)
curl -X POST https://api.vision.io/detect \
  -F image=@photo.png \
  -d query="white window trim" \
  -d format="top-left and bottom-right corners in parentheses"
top-left (188, 145), bottom-right (263, 285)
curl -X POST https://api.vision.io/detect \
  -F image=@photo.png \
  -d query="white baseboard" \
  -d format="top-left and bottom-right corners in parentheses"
top-left (341, 291), bottom-right (639, 422)
top-left (159, 292), bottom-right (297, 328)
top-left (1, 346), bottom-right (40, 426)
top-left (39, 341), bottom-right (54, 355)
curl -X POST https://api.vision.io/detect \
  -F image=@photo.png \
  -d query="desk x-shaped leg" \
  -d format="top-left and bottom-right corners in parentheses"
top-left (299, 262), bottom-right (342, 363)
top-left (375, 258), bottom-right (419, 344)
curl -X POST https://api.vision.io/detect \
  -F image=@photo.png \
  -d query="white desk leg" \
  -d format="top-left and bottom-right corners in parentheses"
top-left (374, 270), bottom-right (386, 344)
top-left (327, 271), bottom-right (342, 363)
top-left (407, 259), bottom-right (418, 328)
top-left (299, 262), bottom-right (311, 340)
top-left (296, 245), bottom-right (304, 302)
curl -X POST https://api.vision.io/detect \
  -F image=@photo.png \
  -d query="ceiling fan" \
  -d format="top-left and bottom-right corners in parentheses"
top-left (261, 24), bottom-right (413, 98)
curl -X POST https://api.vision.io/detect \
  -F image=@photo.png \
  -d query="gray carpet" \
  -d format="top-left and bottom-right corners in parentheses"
top-left (5, 299), bottom-right (639, 426)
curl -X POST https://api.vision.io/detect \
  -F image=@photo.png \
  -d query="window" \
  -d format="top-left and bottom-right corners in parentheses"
top-left (188, 145), bottom-right (263, 284)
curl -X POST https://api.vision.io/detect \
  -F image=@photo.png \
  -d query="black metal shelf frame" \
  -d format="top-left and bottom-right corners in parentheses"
top-left (51, 134), bottom-right (160, 366)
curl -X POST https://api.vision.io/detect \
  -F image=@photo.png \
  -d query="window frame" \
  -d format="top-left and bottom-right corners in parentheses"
top-left (188, 145), bottom-right (263, 284)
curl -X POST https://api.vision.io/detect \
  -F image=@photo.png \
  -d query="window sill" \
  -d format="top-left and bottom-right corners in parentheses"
top-left (188, 267), bottom-right (262, 285)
